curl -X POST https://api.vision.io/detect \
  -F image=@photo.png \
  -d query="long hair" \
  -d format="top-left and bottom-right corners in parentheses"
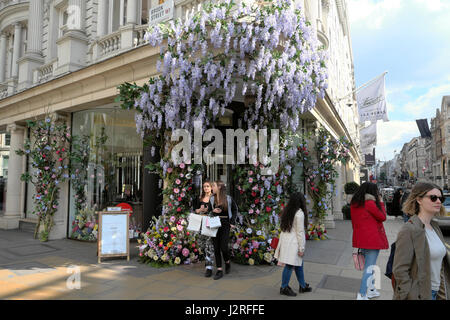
top-left (213, 180), bottom-right (228, 213)
top-left (199, 180), bottom-right (212, 201)
top-left (280, 192), bottom-right (308, 232)
top-left (350, 182), bottom-right (382, 210)
top-left (402, 182), bottom-right (446, 217)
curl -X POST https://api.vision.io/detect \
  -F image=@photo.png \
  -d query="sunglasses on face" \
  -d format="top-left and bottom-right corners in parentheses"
top-left (423, 195), bottom-right (445, 203)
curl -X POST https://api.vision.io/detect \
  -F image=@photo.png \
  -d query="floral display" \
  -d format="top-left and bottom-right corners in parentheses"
top-left (136, 161), bottom-right (203, 266)
top-left (306, 222), bottom-right (328, 241)
top-left (116, 0), bottom-right (327, 149)
top-left (16, 116), bottom-right (72, 242)
top-left (70, 208), bottom-right (98, 241)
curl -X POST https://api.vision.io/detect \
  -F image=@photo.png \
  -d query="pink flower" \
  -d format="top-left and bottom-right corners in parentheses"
top-left (182, 248), bottom-right (190, 257)
top-left (177, 225), bottom-right (183, 231)
top-left (249, 178), bottom-right (253, 183)
top-left (179, 163), bottom-right (185, 169)
top-left (167, 167), bottom-right (173, 173)
top-left (175, 179), bottom-right (181, 185)
top-left (170, 216), bottom-right (176, 223)
top-left (174, 188), bottom-right (180, 194)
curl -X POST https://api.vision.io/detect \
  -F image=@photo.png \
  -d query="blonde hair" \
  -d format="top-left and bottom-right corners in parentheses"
top-left (402, 182), bottom-right (446, 217)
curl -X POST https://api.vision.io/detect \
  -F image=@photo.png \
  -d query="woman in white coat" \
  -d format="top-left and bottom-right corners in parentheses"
top-left (274, 192), bottom-right (312, 297)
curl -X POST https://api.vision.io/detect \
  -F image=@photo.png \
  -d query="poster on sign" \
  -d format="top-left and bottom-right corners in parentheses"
top-left (97, 211), bottom-right (129, 263)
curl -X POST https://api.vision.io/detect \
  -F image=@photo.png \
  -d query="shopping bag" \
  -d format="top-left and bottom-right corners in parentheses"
top-left (187, 213), bottom-right (202, 232)
top-left (353, 249), bottom-right (365, 271)
top-left (270, 237), bottom-right (279, 249)
top-left (208, 216), bottom-right (222, 229)
top-left (201, 216), bottom-right (218, 237)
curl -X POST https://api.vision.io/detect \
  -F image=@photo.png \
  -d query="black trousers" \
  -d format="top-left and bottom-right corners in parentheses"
top-left (213, 218), bottom-right (231, 268)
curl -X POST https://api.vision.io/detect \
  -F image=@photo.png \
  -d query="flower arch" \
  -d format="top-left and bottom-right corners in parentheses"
top-left (117, 0), bottom-right (331, 266)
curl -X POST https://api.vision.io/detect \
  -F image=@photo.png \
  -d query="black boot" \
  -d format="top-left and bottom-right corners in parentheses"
top-left (299, 283), bottom-right (312, 293)
top-left (225, 262), bottom-right (231, 274)
top-left (280, 286), bottom-right (297, 297)
top-left (205, 269), bottom-right (212, 278)
top-left (214, 270), bottom-right (223, 280)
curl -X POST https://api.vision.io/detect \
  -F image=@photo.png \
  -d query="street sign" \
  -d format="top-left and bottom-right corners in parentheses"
top-left (149, 0), bottom-right (174, 26)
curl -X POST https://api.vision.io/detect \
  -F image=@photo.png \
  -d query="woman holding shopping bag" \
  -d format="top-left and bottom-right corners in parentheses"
top-left (274, 191), bottom-right (312, 297)
top-left (210, 181), bottom-right (238, 280)
top-left (350, 182), bottom-right (389, 300)
top-left (192, 180), bottom-right (215, 277)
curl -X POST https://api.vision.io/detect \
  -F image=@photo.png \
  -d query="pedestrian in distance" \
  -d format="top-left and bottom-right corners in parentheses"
top-left (274, 191), bottom-right (312, 297)
top-left (210, 181), bottom-right (238, 280)
top-left (192, 180), bottom-right (215, 278)
top-left (350, 182), bottom-right (389, 300)
top-left (393, 182), bottom-right (450, 300)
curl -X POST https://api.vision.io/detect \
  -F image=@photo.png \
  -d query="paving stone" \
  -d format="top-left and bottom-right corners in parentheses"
top-left (317, 275), bottom-right (361, 293)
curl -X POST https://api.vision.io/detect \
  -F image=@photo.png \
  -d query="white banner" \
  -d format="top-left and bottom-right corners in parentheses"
top-left (357, 74), bottom-right (388, 122)
top-left (360, 122), bottom-right (377, 155)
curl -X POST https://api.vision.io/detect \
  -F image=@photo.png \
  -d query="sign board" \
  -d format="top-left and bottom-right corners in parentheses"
top-left (149, 0), bottom-right (174, 26)
top-left (97, 211), bottom-right (130, 263)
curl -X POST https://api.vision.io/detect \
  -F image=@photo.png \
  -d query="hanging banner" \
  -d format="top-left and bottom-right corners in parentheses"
top-left (357, 73), bottom-right (388, 122)
top-left (360, 122), bottom-right (377, 155)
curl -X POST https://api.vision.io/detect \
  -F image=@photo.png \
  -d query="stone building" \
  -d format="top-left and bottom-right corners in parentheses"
top-left (0, 0), bottom-right (361, 237)
top-left (431, 96), bottom-right (450, 188)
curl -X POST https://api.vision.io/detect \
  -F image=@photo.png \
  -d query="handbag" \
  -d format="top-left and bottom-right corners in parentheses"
top-left (208, 216), bottom-right (222, 229)
top-left (201, 216), bottom-right (218, 237)
top-left (187, 213), bottom-right (202, 232)
top-left (270, 237), bottom-right (279, 250)
top-left (353, 249), bottom-right (365, 271)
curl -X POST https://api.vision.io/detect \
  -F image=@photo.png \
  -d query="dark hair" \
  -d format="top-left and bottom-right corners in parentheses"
top-left (280, 192), bottom-right (308, 232)
top-left (199, 180), bottom-right (212, 201)
top-left (350, 182), bottom-right (382, 210)
top-left (214, 180), bottom-right (228, 213)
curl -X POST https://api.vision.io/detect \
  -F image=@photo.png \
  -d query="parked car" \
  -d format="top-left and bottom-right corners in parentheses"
top-left (433, 193), bottom-right (450, 231)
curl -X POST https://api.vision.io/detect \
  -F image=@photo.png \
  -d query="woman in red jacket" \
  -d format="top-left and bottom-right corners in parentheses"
top-left (351, 182), bottom-right (389, 300)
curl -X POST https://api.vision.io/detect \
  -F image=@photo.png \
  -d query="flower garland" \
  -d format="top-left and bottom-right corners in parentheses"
top-left (117, 0), bottom-right (327, 149)
top-left (16, 117), bottom-right (72, 242)
top-left (137, 161), bottom-right (203, 266)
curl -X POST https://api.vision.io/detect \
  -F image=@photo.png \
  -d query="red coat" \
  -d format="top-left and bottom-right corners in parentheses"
top-left (351, 197), bottom-right (389, 250)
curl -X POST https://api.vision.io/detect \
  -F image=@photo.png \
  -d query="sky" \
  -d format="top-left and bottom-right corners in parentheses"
top-left (347, 0), bottom-right (450, 162)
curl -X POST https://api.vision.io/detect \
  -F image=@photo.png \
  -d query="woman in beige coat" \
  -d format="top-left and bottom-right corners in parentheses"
top-left (393, 182), bottom-right (450, 300)
top-left (274, 192), bottom-right (312, 297)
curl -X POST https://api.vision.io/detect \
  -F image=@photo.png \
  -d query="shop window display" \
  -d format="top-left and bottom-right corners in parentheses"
top-left (69, 108), bottom-right (143, 241)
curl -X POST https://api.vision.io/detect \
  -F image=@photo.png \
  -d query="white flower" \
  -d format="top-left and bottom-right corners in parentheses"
top-left (246, 228), bottom-right (253, 234)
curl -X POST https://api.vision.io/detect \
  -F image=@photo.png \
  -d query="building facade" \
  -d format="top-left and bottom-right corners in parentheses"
top-left (0, 0), bottom-right (360, 237)
top-left (431, 96), bottom-right (450, 188)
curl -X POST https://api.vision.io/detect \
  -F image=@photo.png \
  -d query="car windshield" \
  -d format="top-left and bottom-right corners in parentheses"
top-left (443, 196), bottom-right (450, 207)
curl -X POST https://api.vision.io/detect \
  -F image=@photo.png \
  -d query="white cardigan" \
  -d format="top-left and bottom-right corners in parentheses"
top-left (274, 209), bottom-right (306, 266)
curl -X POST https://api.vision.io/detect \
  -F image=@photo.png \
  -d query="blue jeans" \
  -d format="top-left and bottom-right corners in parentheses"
top-left (359, 249), bottom-right (380, 296)
top-left (432, 290), bottom-right (438, 300)
top-left (281, 264), bottom-right (307, 289)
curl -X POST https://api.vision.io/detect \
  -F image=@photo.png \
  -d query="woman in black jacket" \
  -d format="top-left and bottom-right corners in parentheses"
top-left (192, 180), bottom-right (215, 277)
top-left (210, 180), bottom-right (238, 280)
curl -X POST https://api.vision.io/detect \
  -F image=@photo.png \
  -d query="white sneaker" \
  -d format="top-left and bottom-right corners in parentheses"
top-left (357, 293), bottom-right (369, 300)
top-left (367, 288), bottom-right (380, 299)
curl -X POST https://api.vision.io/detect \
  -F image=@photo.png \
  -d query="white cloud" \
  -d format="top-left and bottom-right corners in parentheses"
top-left (347, 0), bottom-right (403, 29)
top-left (375, 120), bottom-right (419, 160)
top-left (401, 83), bottom-right (450, 119)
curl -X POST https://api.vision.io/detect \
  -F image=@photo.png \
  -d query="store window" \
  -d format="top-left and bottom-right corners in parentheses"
top-left (69, 108), bottom-right (143, 240)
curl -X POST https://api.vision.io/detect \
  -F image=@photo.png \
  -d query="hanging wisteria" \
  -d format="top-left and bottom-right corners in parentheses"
top-left (118, 0), bottom-right (327, 146)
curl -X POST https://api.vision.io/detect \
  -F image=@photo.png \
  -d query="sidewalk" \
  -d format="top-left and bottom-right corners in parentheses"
top-left (0, 217), bottom-right (406, 300)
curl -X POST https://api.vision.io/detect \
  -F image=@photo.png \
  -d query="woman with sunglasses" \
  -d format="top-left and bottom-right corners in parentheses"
top-left (350, 182), bottom-right (389, 300)
top-left (393, 182), bottom-right (450, 300)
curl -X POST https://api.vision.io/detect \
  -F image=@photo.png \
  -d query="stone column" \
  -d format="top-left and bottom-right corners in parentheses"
top-left (11, 23), bottom-right (22, 79)
top-left (0, 33), bottom-right (7, 83)
top-left (0, 124), bottom-right (25, 230)
top-left (126, 0), bottom-right (138, 25)
top-left (27, 0), bottom-right (44, 56)
top-left (97, 0), bottom-right (109, 37)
